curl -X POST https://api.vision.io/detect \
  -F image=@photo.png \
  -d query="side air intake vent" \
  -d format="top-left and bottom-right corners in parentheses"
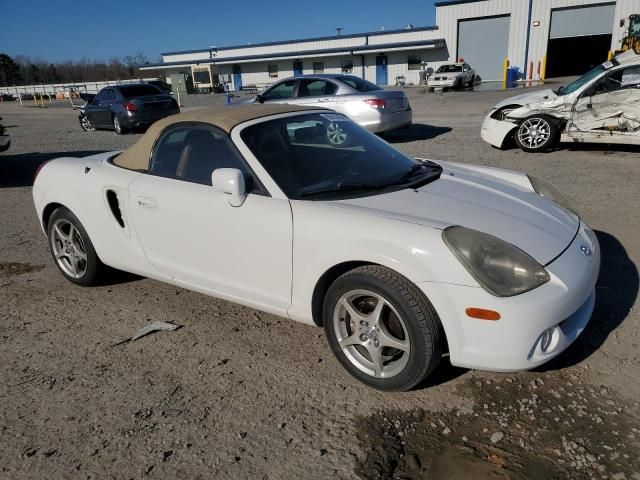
top-left (106, 190), bottom-right (125, 228)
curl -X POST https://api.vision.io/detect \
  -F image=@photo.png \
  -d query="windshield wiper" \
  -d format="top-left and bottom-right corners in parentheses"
top-left (298, 182), bottom-right (385, 198)
top-left (387, 163), bottom-right (440, 187)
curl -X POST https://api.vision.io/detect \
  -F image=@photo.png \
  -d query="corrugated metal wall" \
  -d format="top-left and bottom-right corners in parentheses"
top-left (436, 0), bottom-right (639, 78)
top-left (613, 0), bottom-right (640, 50)
top-left (435, 0), bottom-right (530, 73)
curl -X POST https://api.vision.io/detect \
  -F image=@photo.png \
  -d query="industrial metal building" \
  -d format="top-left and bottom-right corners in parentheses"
top-left (140, 0), bottom-right (639, 90)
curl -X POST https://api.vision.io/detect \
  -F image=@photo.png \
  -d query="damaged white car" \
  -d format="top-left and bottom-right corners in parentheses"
top-left (482, 50), bottom-right (640, 152)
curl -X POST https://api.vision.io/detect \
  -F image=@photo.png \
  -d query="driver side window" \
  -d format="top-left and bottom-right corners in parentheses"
top-left (150, 124), bottom-right (258, 190)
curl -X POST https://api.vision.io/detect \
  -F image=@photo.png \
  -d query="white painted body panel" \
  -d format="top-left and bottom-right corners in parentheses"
top-left (33, 112), bottom-right (599, 373)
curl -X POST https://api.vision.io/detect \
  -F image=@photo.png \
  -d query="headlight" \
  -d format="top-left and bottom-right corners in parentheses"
top-left (490, 106), bottom-right (517, 121)
top-left (527, 175), bottom-right (577, 215)
top-left (443, 226), bottom-right (550, 297)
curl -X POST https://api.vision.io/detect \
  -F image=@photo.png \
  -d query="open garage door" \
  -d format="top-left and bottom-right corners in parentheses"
top-left (546, 3), bottom-right (615, 78)
top-left (457, 15), bottom-right (510, 81)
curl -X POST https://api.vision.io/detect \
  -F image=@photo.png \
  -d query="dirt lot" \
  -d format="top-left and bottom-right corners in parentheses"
top-left (0, 86), bottom-right (639, 479)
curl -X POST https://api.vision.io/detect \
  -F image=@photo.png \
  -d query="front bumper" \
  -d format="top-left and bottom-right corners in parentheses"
top-left (481, 113), bottom-right (519, 148)
top-left (428, 79), bottom-right (457, 88)
top-left (0, 134), bottom-right (10, 152)
top-left (121, 108), bottom-right (180, 128)
top-left (420, 221), bottom-right (600, 372)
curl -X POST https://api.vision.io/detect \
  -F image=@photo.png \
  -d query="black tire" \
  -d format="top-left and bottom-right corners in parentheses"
top-left (467, 76), bottom-right (475, 88)
top-left (323, 265), bottom-right (443, 391)
top-left (47, 207), bottom-right (103, 286)
top-left (427, 87), bottom-right (434, 93)
top-left (514, 115), bottom-right (559, 153)
top-left (79, 114), bottom-right (95, 132)
top-left (112, 115), bottom-right (126, 135)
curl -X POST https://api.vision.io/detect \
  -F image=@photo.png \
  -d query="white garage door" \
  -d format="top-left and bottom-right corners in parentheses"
top-left (458, 15), bottom-right (510, 81)
top-left (550, 3), bottom-right (615, 39)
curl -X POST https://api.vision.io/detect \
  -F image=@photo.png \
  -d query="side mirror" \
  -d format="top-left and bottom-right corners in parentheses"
top-left (211, 168), bottom-right (246, 207)
top-left (256, 94), bottom-right (265, 104)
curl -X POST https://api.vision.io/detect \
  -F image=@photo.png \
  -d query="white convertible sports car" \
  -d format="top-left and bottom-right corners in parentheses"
top-left (482, 49), bottom-right (640, 152)
top-left (33, 104), bottom-right (600, 391)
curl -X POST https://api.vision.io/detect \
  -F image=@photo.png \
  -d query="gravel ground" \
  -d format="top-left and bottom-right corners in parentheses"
top-left (0, 85), bottom-right (639, 479)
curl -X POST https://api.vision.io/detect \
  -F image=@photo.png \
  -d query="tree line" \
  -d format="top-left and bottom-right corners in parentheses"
top-left (0, 52), bottom-right (162, 87)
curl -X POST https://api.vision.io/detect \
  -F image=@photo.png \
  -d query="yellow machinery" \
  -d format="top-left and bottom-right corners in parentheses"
top-left (616, 15), bottom-right (640, 55)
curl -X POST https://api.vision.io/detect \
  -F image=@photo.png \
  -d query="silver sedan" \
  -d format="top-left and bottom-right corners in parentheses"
top-left (246, 74), bottom-right (412, 133)
top-left (427, 63), bottom-right (476, 91)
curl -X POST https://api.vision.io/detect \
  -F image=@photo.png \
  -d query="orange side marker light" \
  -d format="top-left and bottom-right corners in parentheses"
top-left (465, 308), bottom-right (501, 321)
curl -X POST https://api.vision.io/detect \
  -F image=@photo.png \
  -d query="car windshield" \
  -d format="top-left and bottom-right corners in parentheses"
top-left (240, 113), bottom-right (441, 200)
top-left (554, 64), bottom-right (608, 95)
top-left (437, 65), bottom-right (462, 73)
top-left (119, 85), bottom-right (162, 97)
top-left (335, 75), bottom-right (382, 92)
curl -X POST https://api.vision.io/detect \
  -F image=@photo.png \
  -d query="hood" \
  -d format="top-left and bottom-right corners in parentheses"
top-left (332, 162), bottom-right (578, 265)
top-left (434, 72), bottom-right (462, 79)
top-left (494, 88), bottom-right (558, 109)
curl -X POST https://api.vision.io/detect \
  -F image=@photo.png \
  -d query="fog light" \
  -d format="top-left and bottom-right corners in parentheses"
top-left (540, 328), bottom-right (554, 352)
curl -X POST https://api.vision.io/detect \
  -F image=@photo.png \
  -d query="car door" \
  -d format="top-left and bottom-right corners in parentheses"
top-left (100, 88), bottom-right (117, 125)
top-left (295, 78), bottom-right (338, 109)
top-left (463, 64), bottom-right (474, 82)
top-left (259, 79), bottom-right (297, 104)
top-left (85, 89), bottom-right (107, 126)
top-left (127, 122), bottom-right (293, 311)
top-left (572, 66), bottom-right (640, 133)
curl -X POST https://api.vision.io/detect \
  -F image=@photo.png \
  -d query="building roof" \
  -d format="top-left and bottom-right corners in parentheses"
top-left (141, 39), bottom-right (445, 70)
top-left (161, 25), bottom-right (439, 57)
top-left (113, 104), bottom-right (324, 171)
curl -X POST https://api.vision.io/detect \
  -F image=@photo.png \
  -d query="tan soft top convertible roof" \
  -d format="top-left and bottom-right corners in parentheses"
top-left (113, 104), bottom-right (324, 171)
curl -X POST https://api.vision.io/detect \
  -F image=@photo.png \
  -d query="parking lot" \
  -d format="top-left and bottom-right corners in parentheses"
top-left (1, 86), bottom-right (639, 479)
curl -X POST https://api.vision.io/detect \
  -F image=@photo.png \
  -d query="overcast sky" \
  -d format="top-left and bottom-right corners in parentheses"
top-left (0, 0), bottom-right (439, 62)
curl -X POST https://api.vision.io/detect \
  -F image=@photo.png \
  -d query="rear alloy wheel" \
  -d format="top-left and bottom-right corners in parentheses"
top-left (327, 122), bottom-right (348, 145)
top-left (515, 115), bottom-right (559, 152)
top-left (48, 207), bottom-right (103, 286)
top-left (79, 114), bottom-right (95, 132)
top-left (324, 265), bottom-right (443, 391)
top-left (113, 115), bottom-right (125, 135)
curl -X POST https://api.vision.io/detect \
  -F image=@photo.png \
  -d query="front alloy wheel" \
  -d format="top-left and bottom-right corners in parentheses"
top-left (79, 115), bottom-right (95, 131)
top-left (515, 115), bottom-right (558, 152)
top-left (324, 265), bottom-right (443, 391)
top-left (333, 289), bottom-right (411, 379)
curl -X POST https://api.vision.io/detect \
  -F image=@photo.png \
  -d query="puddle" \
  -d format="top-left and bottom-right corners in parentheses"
top-left (0, 262), bottom-right (44, 277)
top-left (355, 372), bottom-right (640, 479)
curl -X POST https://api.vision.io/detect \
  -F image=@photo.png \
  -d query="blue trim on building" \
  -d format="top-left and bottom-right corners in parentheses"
top-left (161, 25), bottom-right (439, 57)
top-left (434, 0), bottom-right (484, 6)
top-left (145, 39), bottom-right (445, 69)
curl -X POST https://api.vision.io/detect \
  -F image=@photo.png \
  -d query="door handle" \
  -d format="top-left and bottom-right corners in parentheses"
top-left (317, 99), bottom-right (330, 103)
top-left (136, 196), bottom-right (158, 210)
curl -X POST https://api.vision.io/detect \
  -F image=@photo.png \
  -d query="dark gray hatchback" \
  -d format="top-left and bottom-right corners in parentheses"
top-left (79, 84), bottom-right (179, 134)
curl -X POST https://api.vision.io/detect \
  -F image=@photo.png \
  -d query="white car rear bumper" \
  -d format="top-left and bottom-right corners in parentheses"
top-left (420, 221), bottom-right (599, 372)
top-left (481, 114), bottom-right (519, 148)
